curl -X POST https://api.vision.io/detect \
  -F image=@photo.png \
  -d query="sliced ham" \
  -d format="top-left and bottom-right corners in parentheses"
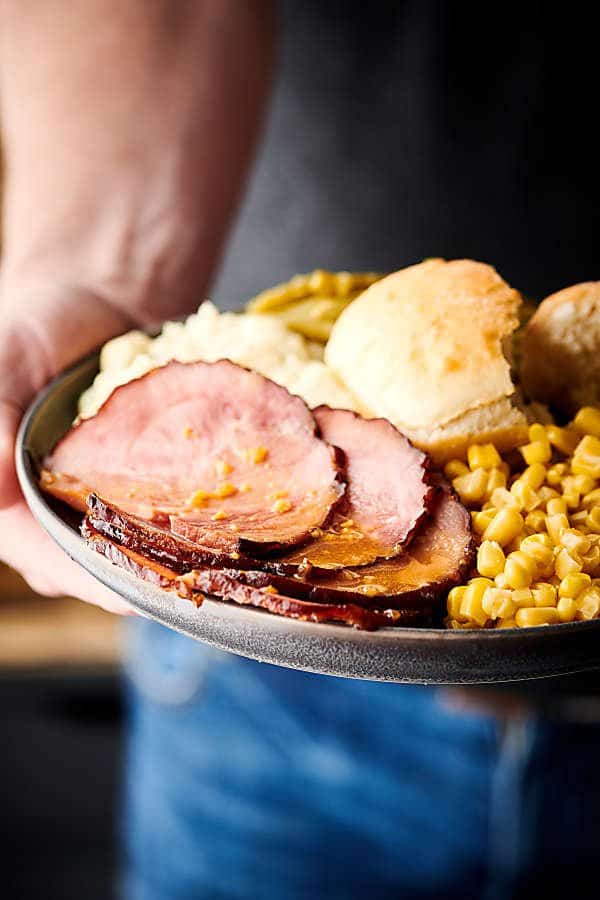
top-left (82, 520), bottom-right (193, 595)
top-left (178, 569), bottom-right (432, 630)
top-left (86, 492), bottom-right (261, 573)
top-left (42, 360), bottom-right (344, 554)
top-left (292, 482), bottom-right (475, 609)
top-left (86, 480), bottom-right (472, 615)
top-left (86, 405), bottom-right (433, 575)
top-left (84, 523), bottom-right (433, 630)
top-left (278, 407), bottom-right (434, 569)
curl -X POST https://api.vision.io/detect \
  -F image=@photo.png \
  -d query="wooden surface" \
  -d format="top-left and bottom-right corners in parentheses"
top-left (0, 563), bottom-right (120, 669)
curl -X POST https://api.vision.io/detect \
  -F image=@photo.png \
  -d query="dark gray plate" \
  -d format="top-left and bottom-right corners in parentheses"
top-left (15, 354), bottom-right (600, 684)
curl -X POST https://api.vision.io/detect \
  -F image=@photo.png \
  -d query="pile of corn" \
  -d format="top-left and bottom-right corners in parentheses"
top-left (446, 407), bottom-right (600, 629)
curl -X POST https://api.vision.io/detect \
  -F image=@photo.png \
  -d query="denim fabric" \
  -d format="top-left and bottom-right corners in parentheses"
top-left (122, 620), bottom-right (600, 900)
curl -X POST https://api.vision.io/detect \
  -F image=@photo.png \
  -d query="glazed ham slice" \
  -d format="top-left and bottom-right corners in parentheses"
top-left (86, 492), bottom-right (263, 574)
top-left (178, 568), bottom-right (433, 630)
top-left (85, 405), bottom-right (433, 574)
top-left (292, 482), bottom-right (474, 609)
top-left (83, 523), bottom-right (433, 630)
top-left (279, 407), bottom-right (434, 569)
top-left (41, 360), bottom-right (343, 554)
top-left (86, 481), bottom-right (472, 614)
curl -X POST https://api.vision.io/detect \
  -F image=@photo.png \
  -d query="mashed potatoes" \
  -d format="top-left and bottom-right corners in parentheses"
top-left (78, 302), bottom-right (360, 419)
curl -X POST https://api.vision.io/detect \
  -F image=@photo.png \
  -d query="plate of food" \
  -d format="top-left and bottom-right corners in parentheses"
top-left (16, 260), bottom-right (600, 683)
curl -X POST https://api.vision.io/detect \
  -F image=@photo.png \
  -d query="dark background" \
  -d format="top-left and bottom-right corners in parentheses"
top-left (0, 669), bottom-right (121, 900)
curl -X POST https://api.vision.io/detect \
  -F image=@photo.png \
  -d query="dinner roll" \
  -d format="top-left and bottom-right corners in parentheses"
top-left (325, 258), bottom-right (526, 461)
top-left (520, 282), bottom-right (600, 417)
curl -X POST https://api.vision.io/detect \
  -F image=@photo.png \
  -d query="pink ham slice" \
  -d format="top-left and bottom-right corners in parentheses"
top-left (41, 360), bottom-right (344, 555)
top-left (83, 522), bottom-right (433, 630)
top-left (85, 480), bottom-right (473, 614)
top-left (278, 407), bottom-right (434, 569)
top-left (85, 404), bottom-right (433, 574)
top-left (292, 481), bottom-right (475, 608)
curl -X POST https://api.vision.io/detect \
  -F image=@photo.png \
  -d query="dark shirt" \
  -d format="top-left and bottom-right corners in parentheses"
top-left (214, 0), bottom-right (598, 307)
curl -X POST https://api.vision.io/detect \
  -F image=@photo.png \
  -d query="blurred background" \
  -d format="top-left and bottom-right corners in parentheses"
top-left (0, 566), bottom-right (122, 899)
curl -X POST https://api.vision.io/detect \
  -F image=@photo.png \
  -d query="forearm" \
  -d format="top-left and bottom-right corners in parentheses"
top-left (0, 0), bottom-right (275, 325)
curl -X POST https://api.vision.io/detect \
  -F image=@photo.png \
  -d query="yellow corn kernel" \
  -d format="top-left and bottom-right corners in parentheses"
top-left (486, 468), bottom-right (507, 495)
top-left (546, 424), bottom-right (580, 456)
top-left (459, 578), bottom-right (494, 626)
top-left (452, 468), bottom-right (489, 505)
top-left (272, 498), bottom-right (292, 514)
top-left (546, 513), bottom-right (570, 545)
top-left (211, 509), bottom-right (227, 521)
top-left (528, 423), bottom-right (549, 444)
top-left (571, 435), bottom-right (600, 478)
top-left (520, 534), bottom-right (554, 572)
top-left (557, 596), bottom-right (577, 622)
top-left (477, 540), bottom-right (506, 578)
top-left (510, 479), bottom-right (540, 512)
top-left (472, 508), bottom-right (496, 536)
top-left (524, 510), bottom-right (547, 533)
top-left (586, 507), bottom-right (600, 533)
top-left (446, 585), bottom-right (468, 620)
top-left (561, 473), bottom-right (577, 492)
top-left (504, 551), bottom-right (535, 589)
top-left (490, 487), bottom-right (520, 509)
top-left (560, 529), bottom-right (591, 556)
top-left (515, 607), bottom-right (561, 627)
top-left (575, 586), bottom-right (600, 620)
top-left (547, 497), bottom-right (568, 516)
top-left (444, 459), bottom-right (469, 480)
top-left (531, 582), bottom-right (557, 607)
top-left (555, 548), bottom-right (583, 579)
top-left (483, 507), bottom-right (524, 547)
top-left (520, 440), bottom-right (552, 466)
top-left (582, 488), bottom-right (600, 509)
top-left (563, 489), bottom-right (581, 510)
top-left (573, 474), bottom-right (597, 495)
top-left (559, 572), bottom-right (591, 600)
top-left (546, 462), bottom-right (568, 486)
top-left (573, 406), bottom-right (600, 438)
top-left (495, 573), bottom-right (510, 589)
top-left (497, 618), bottom-right (517, 629)
top-left (521, 530), bottom-right (552, 550)
top-left (468, 443), bottom-right (502, 471)
top-left (512, 588), bottom-right (535, 608)
top-left (482, 587), bottom-right (516, 620)
top-left (539, 485), bottom-right (561, 503)
top-left (521, 463), bottom-right (547, 490)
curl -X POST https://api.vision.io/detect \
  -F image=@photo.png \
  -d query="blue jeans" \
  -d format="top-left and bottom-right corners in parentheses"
top-left (122, 620), bottom-right (600, 900)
